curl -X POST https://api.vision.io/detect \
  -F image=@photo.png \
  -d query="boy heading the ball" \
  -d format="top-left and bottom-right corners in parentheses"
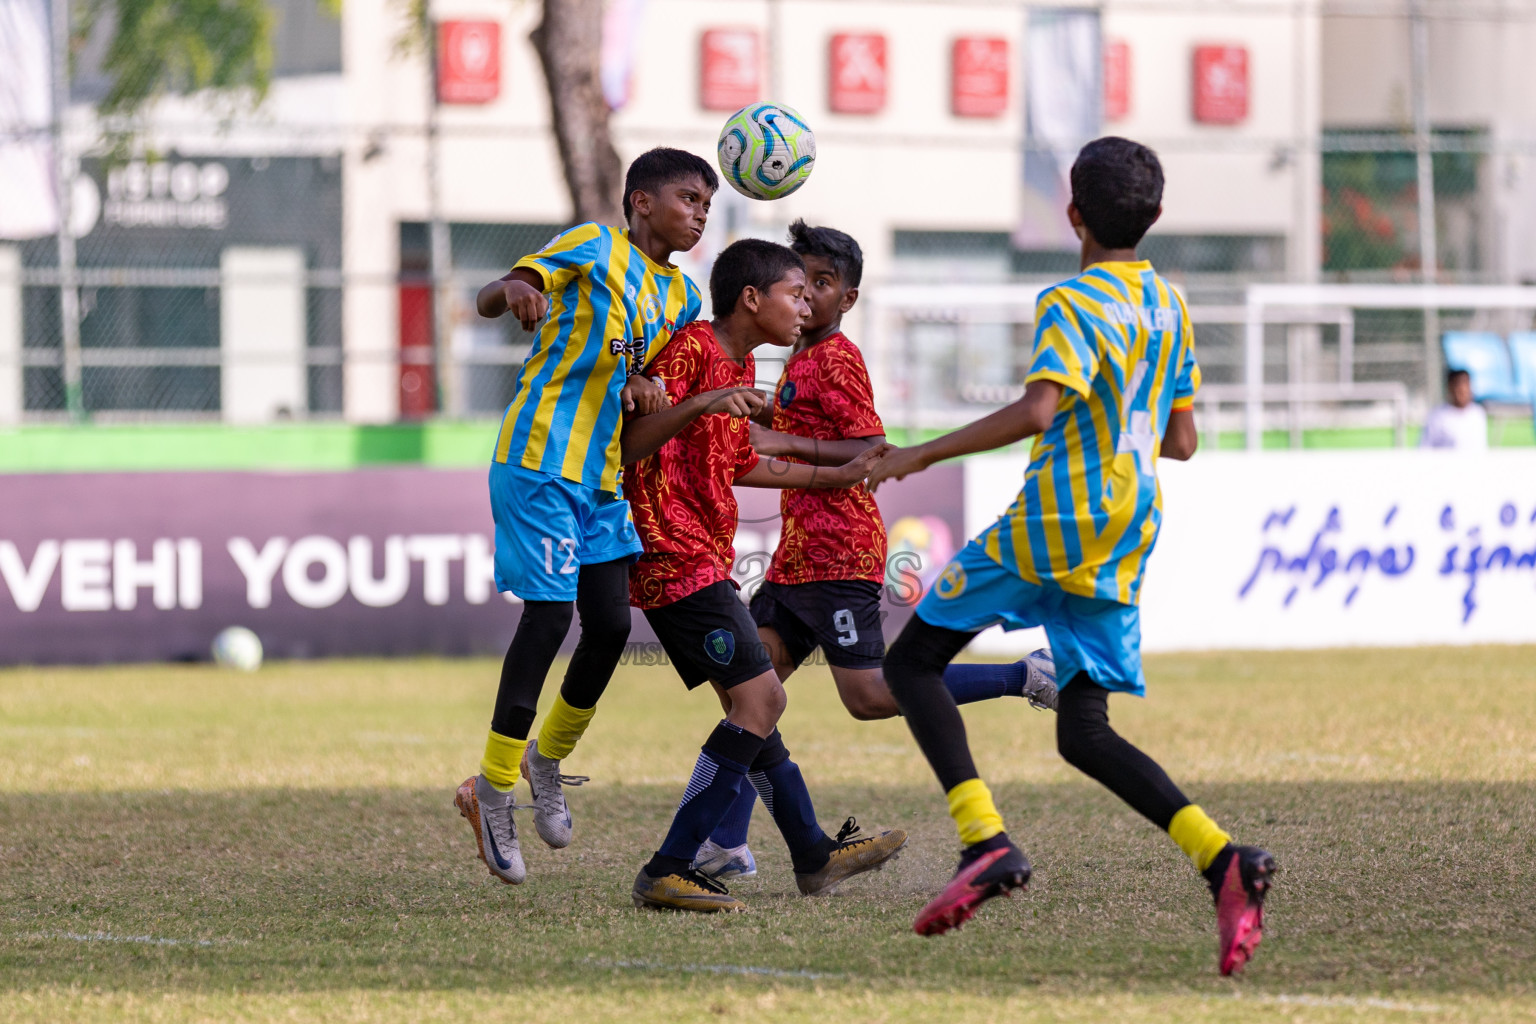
top-left (455, 148), bottom-right (716, 887)
top-left (692, 221), bottom-right (1059, 884)
top-left (868, 137), bottom-right (1276, 974)
top-left (620, 238), bottom-right (907, 912)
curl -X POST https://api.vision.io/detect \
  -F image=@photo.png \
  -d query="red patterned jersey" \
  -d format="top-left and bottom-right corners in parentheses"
top-left (766, 332), bottom-right (888, 585)
top-left (625, 321), bottom-right (760, 609)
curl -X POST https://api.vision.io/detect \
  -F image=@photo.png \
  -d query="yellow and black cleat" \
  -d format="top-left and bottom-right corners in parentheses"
top-left (796, 817), bottom-right (909, 896)
top-left (632, 867), bottom-right (747, 913)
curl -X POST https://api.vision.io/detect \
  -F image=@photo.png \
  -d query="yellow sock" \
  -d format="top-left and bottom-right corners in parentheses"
top-left (946, 778), bottom-right (1005, 846)
top-left (480, 730), bottom-right (528, 792)
top-left (535, 695), bottom-right (596, 761)
top-left (1168, 804), bottom-right (1232, 871)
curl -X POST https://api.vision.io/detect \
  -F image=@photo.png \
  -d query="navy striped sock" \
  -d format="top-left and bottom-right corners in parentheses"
top-left (942, 661), bottom-right (1027, 704)
top-left (652, 721), bottom-right (766, 870)
top-left (709, 783), bottom-right (757, 848)
top-left (748, 730), bottom-right (833, 874)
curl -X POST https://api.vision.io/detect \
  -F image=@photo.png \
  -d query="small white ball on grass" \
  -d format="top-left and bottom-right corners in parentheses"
top-left (212, 626), bottom-right (263, 671)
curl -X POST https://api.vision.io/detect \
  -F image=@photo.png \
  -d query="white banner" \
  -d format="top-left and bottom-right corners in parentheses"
top-left (0, 0), bottom-right (58, 240)
top-left (963, 450), bottom-right (1536, 654)
top-left (1018, 7), bottom-right (1101, 250)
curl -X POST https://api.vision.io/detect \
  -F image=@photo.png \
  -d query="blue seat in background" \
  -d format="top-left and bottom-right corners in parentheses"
top-left (1442, 331), bottom-right (1524, 403)
top-left (1508, 332), bottom-right (1536, 403)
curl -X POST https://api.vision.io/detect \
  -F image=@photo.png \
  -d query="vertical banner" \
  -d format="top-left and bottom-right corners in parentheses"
top-left (1192, 45), bottom-right (1249, 124)
top-left (0, 0), bottom-right (58, 240)
top-left (699, 28), bottom-right (761, 111)
top-left (1103, 39), bottom-right (1131, 122)
top-left (829, 33), bottom-right (888, 115)
top-left (952, 37), bottom-right (1009, 118)
top-left (601, 0), bottom-right (646, 110)
top-left (1017, 8), bottom-right (1102, 250)
top-left (436, 21), bottom-right (501, 105)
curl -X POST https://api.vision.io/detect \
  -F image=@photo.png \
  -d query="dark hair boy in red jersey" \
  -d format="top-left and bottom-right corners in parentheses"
top-left (691, 221), bottom-right (1058, 884)
top-left (621, 238), bottom-right (908, 913)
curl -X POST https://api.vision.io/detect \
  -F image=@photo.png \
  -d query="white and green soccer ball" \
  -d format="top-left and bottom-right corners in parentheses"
top-left (212, 626), bottom-right (263, 671)
top-left (716, 103), bottom-right (816, 201)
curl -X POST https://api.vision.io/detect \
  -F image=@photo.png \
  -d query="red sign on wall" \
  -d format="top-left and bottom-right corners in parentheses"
top-left (1192, 44), bottom-right (1249, 124)
top-left (1104, 39), bottom-right (1131, 121)
top-left (700, 28), bottom-right (761, 111)
top-left (829, 33), bottom-right (887, 114)
top-left (436, 21), bottom-right (500, 104)
top-left (951, 37), bottom-right (1008, 117)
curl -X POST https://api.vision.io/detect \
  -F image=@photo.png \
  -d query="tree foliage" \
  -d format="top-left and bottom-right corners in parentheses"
top-left (78, 0), bottom-right (277, 119)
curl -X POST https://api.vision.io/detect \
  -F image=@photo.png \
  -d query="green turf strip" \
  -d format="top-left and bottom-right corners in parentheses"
top-left (1, 648), bottom-right (1533, 1022)
top-left (1, 417), bottom-right (1531, 474)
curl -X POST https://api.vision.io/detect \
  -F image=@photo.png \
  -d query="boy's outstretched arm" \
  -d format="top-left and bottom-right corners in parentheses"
top-left (749, 423), bottom-right (887, 466)
top-left (620, 387), bottom-right (767, 465)
top-left (738, 444), bottom-right (889, 489)
top-left (866, 380), bottom-right (1062, 492)
top-left (476, 268), bottom-right (548, 330)
top-left (1161, 408), bottom-right (1198, 461)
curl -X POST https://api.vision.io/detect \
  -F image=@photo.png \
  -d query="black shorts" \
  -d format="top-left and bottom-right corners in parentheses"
top-left (643, 581), bottom-right (776, 690)
top-left (749, 579), bottom-right (886, 671)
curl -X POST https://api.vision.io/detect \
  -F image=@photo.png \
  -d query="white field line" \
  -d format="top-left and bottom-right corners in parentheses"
top-left (1224, 993), bottom-right (1446, 1013)
top-left (24, 931), bottom-right (236, 948)
top-left (584, 957), bottom-right (840, 980)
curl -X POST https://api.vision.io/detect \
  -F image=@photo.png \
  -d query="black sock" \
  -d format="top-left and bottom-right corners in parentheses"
top-left (1201, 845), bottom-right (1237, 898)
top-left (958, 831), bottom-right (1015, 865)
top-left (490, 600), bottom-right (573, 738)
top-left (882, 616), bottom-right (983, 792)
top-left (1056, 675), bottom-right (1190, 830)
top-left (558, 559), bottom-right (632, 709)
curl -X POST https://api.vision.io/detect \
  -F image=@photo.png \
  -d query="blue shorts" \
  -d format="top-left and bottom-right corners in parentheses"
top-left (915, 540), bottom-right (1146, 696)
top-left (489, 461), bottom-right (642, 602)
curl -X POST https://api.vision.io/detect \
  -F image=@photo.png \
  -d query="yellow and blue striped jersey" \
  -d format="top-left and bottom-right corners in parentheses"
top-left (493, 223), bottom-right (703, 493)
top-left (978, 261), bottom-right (1200, 605)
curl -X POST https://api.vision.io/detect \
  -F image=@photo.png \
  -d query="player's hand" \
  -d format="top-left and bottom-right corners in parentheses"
top-left (622, 374), bottom-right (668, 415)
top-left (832, 443), bottom-right (893, 487)
top-left (695, 387), bottom-right (769, 419)
top-left (865, 444), bottom-right (930, 492)
top-left (503, 279), bottom-right (549, 331)
top-left (749, 421), bottom-right (787, 456)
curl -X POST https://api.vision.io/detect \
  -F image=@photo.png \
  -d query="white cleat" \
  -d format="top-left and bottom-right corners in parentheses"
top-left (455, 774), bottom-right (527, 885)
top-left (521, 739), bottom-right (587, 850)
top-left (1021, 648), bottom-right (1059, 711)
top-left (692, 839), bottom-right (758, 882)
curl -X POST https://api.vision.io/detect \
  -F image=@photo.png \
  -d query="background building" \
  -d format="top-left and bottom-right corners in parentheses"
top-left (3, 0), bottom-right (1533, 435)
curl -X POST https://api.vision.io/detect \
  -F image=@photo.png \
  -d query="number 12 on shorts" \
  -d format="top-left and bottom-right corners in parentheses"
top-left (542, 537), bottom-right (578, 574)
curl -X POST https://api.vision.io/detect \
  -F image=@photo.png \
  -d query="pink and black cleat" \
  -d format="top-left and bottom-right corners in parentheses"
top-left (913, 836), bottom-right (1031, 936)
top-left (1207, 844), bottom-right (1278, 976)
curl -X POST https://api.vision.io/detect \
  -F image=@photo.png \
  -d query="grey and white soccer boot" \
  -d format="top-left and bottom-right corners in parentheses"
top-left (1021, 647), bottom-right (1059, 711)
top-left (455, 774), bottom-right (527, 885)
top-left (521, 738), bottom-right (588, 849)
top-left (692, 838), bottom-right (758, 882)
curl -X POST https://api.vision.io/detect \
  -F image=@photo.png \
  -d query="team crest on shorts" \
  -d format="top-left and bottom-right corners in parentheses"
top-left (935, 562), bottom-right (967, 600)
top-left (703, 628), bottom-right (735, 665)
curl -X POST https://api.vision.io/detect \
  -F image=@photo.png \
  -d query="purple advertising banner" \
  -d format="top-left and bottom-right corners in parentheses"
top-left (0, 466), bottom-right (967, 665)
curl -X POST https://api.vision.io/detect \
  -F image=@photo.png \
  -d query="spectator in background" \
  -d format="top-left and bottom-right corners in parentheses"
top-left (1421, 368), bottom-right (1488, 450)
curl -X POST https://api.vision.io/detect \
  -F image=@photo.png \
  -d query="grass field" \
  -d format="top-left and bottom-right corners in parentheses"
top-left (2, 646), bottom-right (1534, 1023)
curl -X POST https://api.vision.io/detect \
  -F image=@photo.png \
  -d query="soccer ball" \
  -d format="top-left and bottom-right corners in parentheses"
top-left (716, 103), bottom-right (816, 201)
top-left (212, 626), bottom-right (263, 671)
